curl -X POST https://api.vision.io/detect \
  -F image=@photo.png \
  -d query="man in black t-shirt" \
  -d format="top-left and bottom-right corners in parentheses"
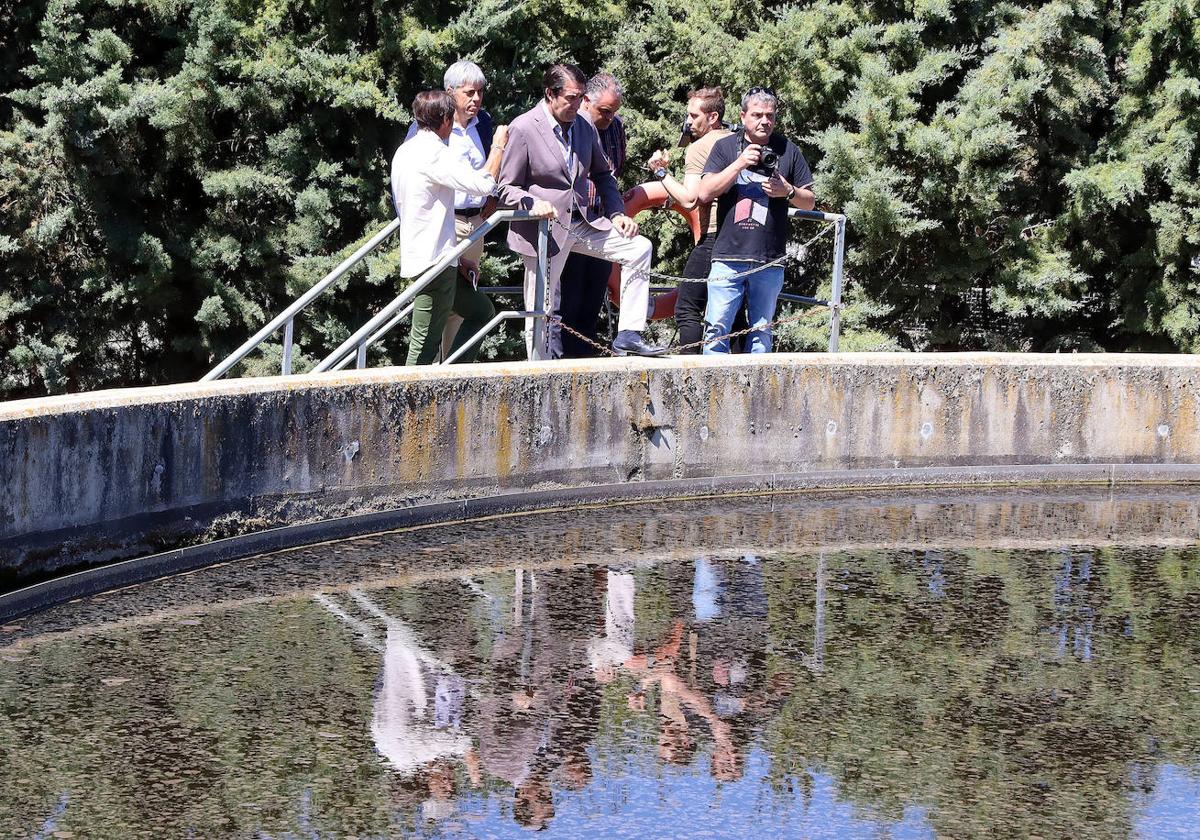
top-left (697, 88), bottom-right (815, 353)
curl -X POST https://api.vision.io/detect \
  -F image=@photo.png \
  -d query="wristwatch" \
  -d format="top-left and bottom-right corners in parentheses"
top-left (785, 184), bottom-right (796, 201)
top-left (653, 166), bottom-right (668, 180)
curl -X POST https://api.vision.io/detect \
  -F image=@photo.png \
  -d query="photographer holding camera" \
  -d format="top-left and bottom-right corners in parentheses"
top-left (696, 87), bottom-right (815, 354)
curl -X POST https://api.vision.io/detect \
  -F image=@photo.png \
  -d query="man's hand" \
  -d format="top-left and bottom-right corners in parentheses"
top-left (459, 257), bottom-right (480, 288)
top-left (612, 213), bottom-right (639, 238)
top-left (738, 143), bottom-right (763, 170)
top-left (647, 148), bottom-right (670, 172)
top-left (493, 124), bottom-right (509, 151)
top-left (762, 172), bottom-right (792, 199)
top-left (529, 199), bottom-right (557, 219)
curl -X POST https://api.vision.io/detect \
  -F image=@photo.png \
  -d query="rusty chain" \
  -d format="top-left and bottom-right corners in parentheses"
top-left (528, 211), bottom-right (842, 355)
top-left (549, 302), bottom-right (832, 357)
top-left (546, 216), bottom-right (835, 285)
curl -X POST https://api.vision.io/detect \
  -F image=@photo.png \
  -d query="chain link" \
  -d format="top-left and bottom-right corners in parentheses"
top-left (549, 301), bottom-right (831, 357)
top-left (547, 215), bottom-right (834, 284)
top-left (534, 211), bottom-right (840, 355)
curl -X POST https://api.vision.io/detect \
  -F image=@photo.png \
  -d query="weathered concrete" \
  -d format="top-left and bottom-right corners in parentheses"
top-left (3, 352), bottom-right (1200, 581)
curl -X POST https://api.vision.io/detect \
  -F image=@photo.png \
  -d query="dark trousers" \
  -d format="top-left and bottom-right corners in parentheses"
top-left (558, 252), bottom-right (613, 358)
top-left (674, 238), bottom-right (747, 354)
top-left (406, 266), bottom-right (496, 365)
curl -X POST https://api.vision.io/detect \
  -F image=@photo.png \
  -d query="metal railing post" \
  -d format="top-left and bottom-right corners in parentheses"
top-left (531, 218), bottom-right (550, 359)
top-left (281, 317), bottom-right (294, 376)
top-left (828, 216), bottom-right (846, 353)
top-left (331, 303), bottom-right (416, 371)
top-left (442, 311), bottom-right (543, 365)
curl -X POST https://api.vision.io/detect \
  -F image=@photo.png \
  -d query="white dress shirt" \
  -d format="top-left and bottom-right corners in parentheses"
top-left (372, 628), bottom-right (471, 776)
top-left (391, 129), bottom-right (495, 278)
top-left (540, 100), bottom-right (574, 168)
top-left (405, 116), bottom-right (488, 209)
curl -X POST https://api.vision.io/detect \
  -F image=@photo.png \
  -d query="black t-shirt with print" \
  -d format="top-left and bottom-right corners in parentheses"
top-left (703, 131), bottom-right (814, 263)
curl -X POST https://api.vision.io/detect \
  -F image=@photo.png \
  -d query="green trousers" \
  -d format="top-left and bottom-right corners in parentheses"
top-left (405, 265), bottom-right (496, 365)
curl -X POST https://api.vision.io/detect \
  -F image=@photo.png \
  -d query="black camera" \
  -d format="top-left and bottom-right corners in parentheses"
top-left (677, 116), bottom-right (694, 147)
top-left (740, 132), bottom-right (779, 177)
top-left (757, 147), bottom-right (780, 174)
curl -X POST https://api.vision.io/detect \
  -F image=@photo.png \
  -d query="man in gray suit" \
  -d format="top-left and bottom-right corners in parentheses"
top-left (498, 63), bottom-right (666, 359)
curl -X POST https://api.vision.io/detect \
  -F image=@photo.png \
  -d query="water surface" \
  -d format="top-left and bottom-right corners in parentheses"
top-left (2, 490), bottom-right (1199, 838)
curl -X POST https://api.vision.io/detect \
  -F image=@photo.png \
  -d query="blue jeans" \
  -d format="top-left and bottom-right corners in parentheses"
top-left (702, 260), bottom-right (785, 354)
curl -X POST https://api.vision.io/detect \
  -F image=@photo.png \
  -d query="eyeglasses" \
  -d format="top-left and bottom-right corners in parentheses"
top-left (745, 86), bottom-right (776, 98)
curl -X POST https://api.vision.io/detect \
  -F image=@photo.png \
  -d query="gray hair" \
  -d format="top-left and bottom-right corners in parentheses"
top-left (740, 87), bottom-right (778, 111)
top-left (444, 60), bottom-right (486, 91)
top-left (586, 72), bottom-right (624, 101)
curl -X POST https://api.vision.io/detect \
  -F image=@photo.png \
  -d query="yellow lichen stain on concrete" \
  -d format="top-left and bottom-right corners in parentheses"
top-left (766, 370), bottom-right (782, 413)
top-left (397, 395), bottom-right (439, 484)
top-left (816, 370), bottom-right (848, 465)
top-left (495, 400), bottom-right (512, 479)
top-left (1085, 379), bottom-right (1153, 459)
top-left (883, 374), bottom-right (917, 461)
top-left (421, 396), bottom-right (440, 481)
top-left (455, 402), bottom-right (468, 479)
top-left (397, 405), bottom-right (422, 484)
top-left (1172, 386), bottom-right (1200, 458)
top-left (571, 376), bottom-right (589, 458)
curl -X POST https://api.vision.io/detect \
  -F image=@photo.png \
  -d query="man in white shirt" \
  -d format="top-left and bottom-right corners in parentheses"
top-left (392, 90), bottom-right (549, 364)
top-left (405, 60), bottom-right (509, 358)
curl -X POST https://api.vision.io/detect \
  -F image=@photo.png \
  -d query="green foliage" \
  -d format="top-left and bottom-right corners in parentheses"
top-left (2, 0), bottom-right (1198, 396)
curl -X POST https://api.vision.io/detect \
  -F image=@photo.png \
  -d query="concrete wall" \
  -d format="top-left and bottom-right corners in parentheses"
top-left (3, 352), bottom-right (1200, 579)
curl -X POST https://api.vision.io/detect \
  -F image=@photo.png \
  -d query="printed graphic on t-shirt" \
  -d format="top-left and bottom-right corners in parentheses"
top-left (732, 171), bottom-right (769, 227)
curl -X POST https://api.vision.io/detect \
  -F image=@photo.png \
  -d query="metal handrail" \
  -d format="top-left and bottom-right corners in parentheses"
top-left (200, 204), bottom-right (845, 381)
top-left (201, 217), bottom-right (402, 382)
top-left (311, 209), bottom-right (550, 373)
top-left (786, 208), bottom-right (847, 352)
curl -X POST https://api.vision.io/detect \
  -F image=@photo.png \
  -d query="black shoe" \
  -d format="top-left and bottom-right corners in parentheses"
top-left (612, 330), bottom-right (669, 357)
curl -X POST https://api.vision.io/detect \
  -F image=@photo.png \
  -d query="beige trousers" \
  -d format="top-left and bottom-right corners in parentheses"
top-left (438, 213), bottom-right (487, 359)
top-left (521, 219), bottom-right (652, 359)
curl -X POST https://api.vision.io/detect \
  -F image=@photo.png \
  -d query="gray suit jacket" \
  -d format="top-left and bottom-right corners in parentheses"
top-left (498, 101), bottom-right (625, 258)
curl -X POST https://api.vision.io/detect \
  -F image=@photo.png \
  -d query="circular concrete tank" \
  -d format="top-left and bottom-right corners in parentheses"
top-left (3, 352), bottom-right (1200, 616)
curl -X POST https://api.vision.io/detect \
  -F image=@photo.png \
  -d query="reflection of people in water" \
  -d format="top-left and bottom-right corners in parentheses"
top-left (477, 567), bottom-right (604, 830)
top-left (372, 623), bottom-right (472, 773)
top-left (692, 555), bottom-right (793, 779)
top-left (315, 589), bottom-right (484, 823)
top-left (585, 560), bottom-right (786, 782)
top-left (321, 556), bottom-right (793, 828)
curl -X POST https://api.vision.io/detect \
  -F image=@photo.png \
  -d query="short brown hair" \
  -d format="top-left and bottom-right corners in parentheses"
top-left (412, 89), bottom-right (454, 131)
top-left (543, 63), bottom-right (587, 97)
top-left (687, 85), bottom-right (725, 121)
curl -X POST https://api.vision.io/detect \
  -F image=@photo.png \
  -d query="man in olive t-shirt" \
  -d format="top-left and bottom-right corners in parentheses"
top-left (647, 87), bottom-right (743, 352)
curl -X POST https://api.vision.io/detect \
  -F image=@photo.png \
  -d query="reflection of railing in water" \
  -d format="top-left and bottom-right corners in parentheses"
top-left (200, 206), bottom-right (846, 380)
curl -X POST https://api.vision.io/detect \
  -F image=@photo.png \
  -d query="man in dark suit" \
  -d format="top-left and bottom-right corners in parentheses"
top-left (498, 63), bottom-right (666, 359)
